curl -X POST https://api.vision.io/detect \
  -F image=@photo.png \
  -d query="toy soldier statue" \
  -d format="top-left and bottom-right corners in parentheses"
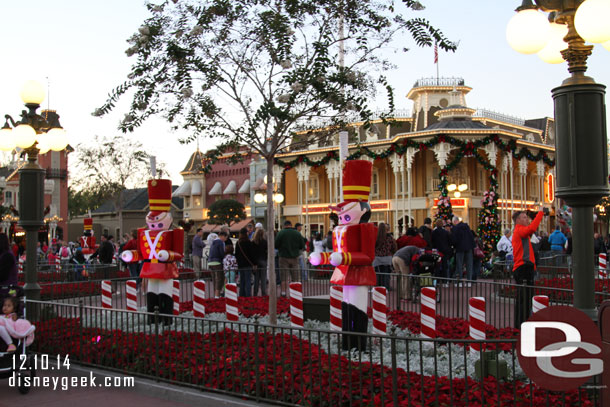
top-left (79, 218), bottom-right (97, 257)
top-left (121, 179), bottom-right (184, 323)
top-left (309, 160), bottom-right (376, 350)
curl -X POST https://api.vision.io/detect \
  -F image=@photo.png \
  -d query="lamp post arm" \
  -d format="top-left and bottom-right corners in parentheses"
top-left (4, 114), bottom-right (18, 127)
top-left (534, 1), bottom-right (578, 12)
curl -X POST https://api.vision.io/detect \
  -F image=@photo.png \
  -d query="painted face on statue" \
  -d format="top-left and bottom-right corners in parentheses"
top-left (146, 211), bottom-right (173, 231)
top-left (337, 202), bottom-right (367, 226)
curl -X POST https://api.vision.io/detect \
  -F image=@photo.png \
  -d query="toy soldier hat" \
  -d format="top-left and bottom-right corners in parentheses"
top-left (329, 160), bottom-right (372, 212)
top-left (83, 218), bottom-right (93, 230)
top-left (148, 179), bottom-right (173, 215)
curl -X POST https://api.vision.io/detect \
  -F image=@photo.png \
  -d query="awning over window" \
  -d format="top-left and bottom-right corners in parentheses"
top-left (253, 177), bottom-right (265, 191)
top-left (230, 218), bottom-right (254, 232)
top-left (172, 181), bottom-right (191, 197)
top-left (201, 223), bottom-right (222, 233)
top-left (238, 179), bottom-right (250, 194)
top-left (223, 180), bottom-right (237, 195)
top-left (209, 181), bottom-right (222, 195)
top-left (190, 180), bottom-right (202, 196)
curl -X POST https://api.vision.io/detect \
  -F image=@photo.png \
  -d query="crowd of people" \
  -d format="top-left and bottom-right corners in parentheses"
top-left (196, 222), bottom-right (274, 299)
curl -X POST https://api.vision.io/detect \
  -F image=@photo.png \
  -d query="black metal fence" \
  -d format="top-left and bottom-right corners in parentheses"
top-left (28, 300), bottom-right (601, 406)
top-left (34, 268), bottom-right (610, 330)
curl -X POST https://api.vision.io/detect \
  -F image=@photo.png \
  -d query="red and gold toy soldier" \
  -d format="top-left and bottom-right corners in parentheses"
top-left (309, 160), bottom-right (376, 350)
top-left (79, 218), bottom-right (97, 256)
top-left (121, 179), bottom-right (184, 322)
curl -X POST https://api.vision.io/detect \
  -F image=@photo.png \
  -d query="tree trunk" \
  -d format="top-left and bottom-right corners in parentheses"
top-left (117, 205), bottom-right (123, 239)
top-left (266, 157), bottom-right (277, 325)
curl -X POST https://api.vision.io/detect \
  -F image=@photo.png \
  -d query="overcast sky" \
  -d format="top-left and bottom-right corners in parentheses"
top-left (1, 1), bottom-right (609, 185)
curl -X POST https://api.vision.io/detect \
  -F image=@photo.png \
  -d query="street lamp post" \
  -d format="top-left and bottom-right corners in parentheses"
top-left (0, 80), bottom-right (69, 309)
top-left (507, 0), bottom-right (610, 319)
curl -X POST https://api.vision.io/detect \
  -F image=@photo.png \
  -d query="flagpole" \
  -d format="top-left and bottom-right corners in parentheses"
top-left (434, 42), bottom-right (439, 84)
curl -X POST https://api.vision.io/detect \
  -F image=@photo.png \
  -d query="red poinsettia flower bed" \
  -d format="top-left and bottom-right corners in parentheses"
top-left (179, 297), bottom-right (519, 350)
top-left (180, 296), bottom-right (291, 317)
top-left (499, 276), bottom-right (610, 304)
top-left (33, 317), bottom-right (591, 406)
top-left (388, 311), bottom-right (519, 351)
top-left (18, 269), bottom-right (132, 283)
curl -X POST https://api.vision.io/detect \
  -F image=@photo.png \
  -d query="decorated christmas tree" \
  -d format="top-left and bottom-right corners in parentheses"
top-left (436, 168), bottom-right (453, 222)
top-left (477, 170), bottom-right (501, 256)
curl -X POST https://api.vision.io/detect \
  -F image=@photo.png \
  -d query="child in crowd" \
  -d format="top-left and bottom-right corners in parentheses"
top-left (0, 296), bottom-right (18, 352)
top-left (0, 296), bottom-right (36, 353)
top-left (223, 245), bottom-right (238, 285)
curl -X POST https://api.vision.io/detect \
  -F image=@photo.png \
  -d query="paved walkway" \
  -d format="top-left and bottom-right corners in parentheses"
top-left (0, 362), bottom-right (273, 407)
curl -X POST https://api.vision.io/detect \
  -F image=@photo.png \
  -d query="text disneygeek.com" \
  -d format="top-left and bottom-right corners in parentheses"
top-left (9, 371), bottom-right (135, 390)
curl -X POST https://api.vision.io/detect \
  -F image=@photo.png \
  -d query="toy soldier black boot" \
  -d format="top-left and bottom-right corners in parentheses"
top-left (159, 293), bottom-right (173, 325)
top-left (146, 292), bottom-right (159, 325)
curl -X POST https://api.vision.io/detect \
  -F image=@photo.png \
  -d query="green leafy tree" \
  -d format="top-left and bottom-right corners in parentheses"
top-left (71, 134), bottom-right (165, 235)
top-left (207, 199), bottom-right (247, 226)
top-left (95, 0), bottom-right (455, 324)
top-left (68, 186), bottom-right (107, 218)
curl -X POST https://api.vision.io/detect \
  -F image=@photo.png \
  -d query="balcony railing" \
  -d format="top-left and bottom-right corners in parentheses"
top-left (412, 77), bottom-right (465, 87)
top-left (46, 168), bottom-right (68, 180)
top-left (473, 108), bottom-right (525, 127)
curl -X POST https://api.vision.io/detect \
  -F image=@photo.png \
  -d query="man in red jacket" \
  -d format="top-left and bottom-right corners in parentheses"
top-left (512, 206), bottom-right (544, 327)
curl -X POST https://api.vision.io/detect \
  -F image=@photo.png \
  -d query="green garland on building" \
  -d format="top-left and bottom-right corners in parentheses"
top-left (274, 134), bottom-right (555, 169)
top-left (275, 134), bottom-right (553, 255)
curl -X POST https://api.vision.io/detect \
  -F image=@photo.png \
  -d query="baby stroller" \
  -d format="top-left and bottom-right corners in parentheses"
top-left (410, 249), bottom-right (443, 302)
top-left (0, 285), bottom-right (36, 394)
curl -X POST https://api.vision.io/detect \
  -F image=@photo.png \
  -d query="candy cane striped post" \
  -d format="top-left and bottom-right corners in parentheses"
top-left (101, 280), bottom-right (112, 309)
top-left (172, 280), bottom-right (181, 315)
top-left (469, 297), bottom-right (485, 353)
top-left (18, 258), bottom-right (24, 273)
top-left (289, 282), bottom-right (304, 328)
top-left (126, 280), bottom-right (138, 311)
top-left (55, 257), bottom-right (61, 272)
top-left (372, 287), bottom-right (388, 335)
top-left (532, 295), bottom-right (549, 314)
top-left (599, 254), bottom-right (607, 279)
top-left (420, 287), bottom-right (436, 339)
top-left (225, 283), bottom-right (238, 321)
top-left (193, 280), bottom-right (206, 318)
top-left (329, 286), bottom-right (343, 331)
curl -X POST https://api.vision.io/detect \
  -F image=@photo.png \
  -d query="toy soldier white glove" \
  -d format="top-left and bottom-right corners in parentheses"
top-left (330, 252), bottom-right (343, 267)
top-left (121, 251), bottom-right (133, 262)
top-left (157, 250), bottom-right (169, 261)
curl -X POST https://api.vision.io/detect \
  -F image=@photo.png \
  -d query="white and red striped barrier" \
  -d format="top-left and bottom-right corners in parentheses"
top-left (420, 287), bottom-right (436, 339)
top-left (289, 282), bottom-right (304, 328)
top-left (18, 258), bottom-right (24, 273)
top-left (172, 280), bottom-right (180, 315)
top-left (225, 283), bottom-right (239, 321)
top-left (101, 280), bottom-right (112, 309)
top-left (193, 280), bottom-right (206, 318)
top-left (469, 297), bottom-right (486, 353)
top-left (330, 286), bottom-right (343, 331)
top-left (126, 280), bottom-right (137, 311)
top-left (532, 295), bottom-right (549, 314)
top-left (372, 287), bottom-right (388, 335)
top-left (54, 257), bottom-right (61, 272)
top-left (599, 253), bottom-right (607, 278)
